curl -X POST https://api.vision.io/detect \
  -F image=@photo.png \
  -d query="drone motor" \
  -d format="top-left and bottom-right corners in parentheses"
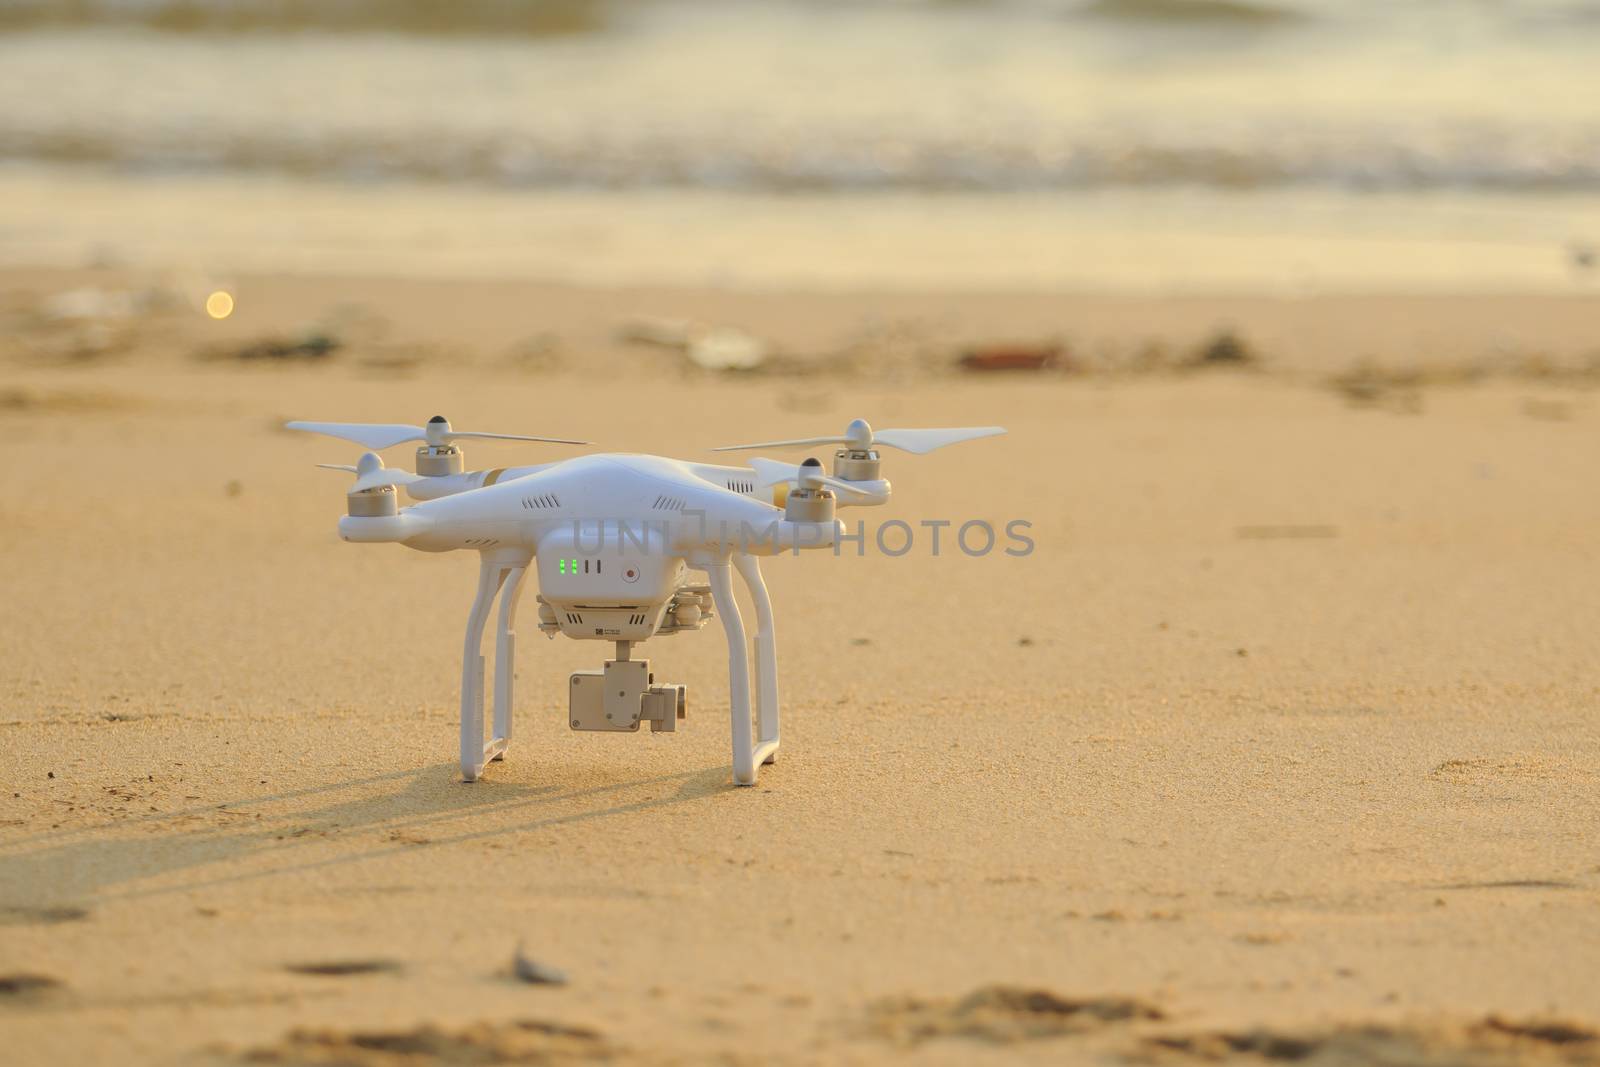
top-left (415, 444), bottom-right (465, 476)
top-left (347, 483), bottom-right (399, 517)
top-left (782, 458), bottom-right (837, 523)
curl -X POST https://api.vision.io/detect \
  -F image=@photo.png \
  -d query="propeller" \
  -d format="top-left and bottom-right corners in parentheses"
top-left (318, 452), bottom-right (424, 494)
top-left (711, 418), bottom-right (1004, 455)
top-left (287, 415), bottom-right (588, 451)
top-left (749, 457), bottom-right (875, 498)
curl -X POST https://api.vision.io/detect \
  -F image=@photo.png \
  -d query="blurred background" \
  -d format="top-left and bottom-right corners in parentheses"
top-left (7, 12), bottom-right (1600, 1064)
top-left (4, 0), bottom-right (1599, 292)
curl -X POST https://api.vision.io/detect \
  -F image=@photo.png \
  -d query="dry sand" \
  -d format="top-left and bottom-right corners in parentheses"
top-left (2, 268), bottom-right (1599, 1065)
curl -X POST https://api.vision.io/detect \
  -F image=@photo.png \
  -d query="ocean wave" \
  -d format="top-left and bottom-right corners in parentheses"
top-left (0, 0), bottom-right (610, 36)
top-left (5, 124), bottom-right (1598, 193)
top-left (1079, 0), bottom-right (1304, 26)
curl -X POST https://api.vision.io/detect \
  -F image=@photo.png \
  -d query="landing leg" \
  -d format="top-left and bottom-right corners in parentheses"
top-left (490, 565), bottom-right (527, 761)
top-left (460, 556), bottom-right (527, 782)
top-left (706, 560), bottom-right (757, 785)
top-left (733, 553), bottom-right (780, 767)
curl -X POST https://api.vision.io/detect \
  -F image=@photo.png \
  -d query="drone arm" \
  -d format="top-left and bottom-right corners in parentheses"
top-left (733, 553), bottom-right (779, 766)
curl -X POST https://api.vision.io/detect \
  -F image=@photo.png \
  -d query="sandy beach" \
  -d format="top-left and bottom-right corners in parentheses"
top-left (3, 267), bottom-right (1599, 1064)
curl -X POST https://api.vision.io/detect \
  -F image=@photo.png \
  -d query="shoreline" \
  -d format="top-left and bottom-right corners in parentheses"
top-left (6, 164), bottom-right (1600, 294)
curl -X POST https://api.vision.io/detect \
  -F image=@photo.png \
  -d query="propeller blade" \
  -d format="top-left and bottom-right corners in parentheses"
top-left (872, 426), bottom-right (1007, 454)
top-left (317, 452), bottom-right (422, 493)
top-left (448, 431), bottom-right (590, 445)
top-left (351, 468), bottom-right (423, 493)
top-left (712, 422), bottom-right (1005, 454)
top-left (748, 457), bottom-right (873, 498)
top-left (748, 457), bottom-right (801, 489)
top-left (288, 421), bottom-right (425, 450)
top-left (818, 473), bottom-right (874, 497)
top-left (287, 420), bottom-right (590, 449)
top-left (710, 436), bottom-right (847, 453)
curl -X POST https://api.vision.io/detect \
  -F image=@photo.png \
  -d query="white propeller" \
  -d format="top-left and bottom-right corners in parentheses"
top-left (749, 457), bottom-right (875, 498)
top-left (712, 418), bottom-right (1004, 455)
top-left (288, 415), bottom-right (588, 451)
top-left (318, 452), bottom-right (424, 493)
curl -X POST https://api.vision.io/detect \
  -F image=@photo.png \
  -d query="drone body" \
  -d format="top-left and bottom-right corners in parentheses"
top-left (290, 416), bottom-right (1004, 785)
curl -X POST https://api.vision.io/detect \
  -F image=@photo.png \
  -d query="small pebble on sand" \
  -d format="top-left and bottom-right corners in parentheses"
top-left (513, 944), bottom-right (568, 986)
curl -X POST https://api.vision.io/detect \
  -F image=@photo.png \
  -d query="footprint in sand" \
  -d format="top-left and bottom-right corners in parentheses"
top-left (0, 973), bottom-right (64, 998)
top-left (242, 1019), bottom-right (611, 1066)
top-left (866, 985), bottom-right (1164, 1046)
top-left (0, 905), bottom-right (89, 926)
top-left (1142, 1017), bottom-right (1600, 1066)
top-left (283, 960), bottom-right (403, 978)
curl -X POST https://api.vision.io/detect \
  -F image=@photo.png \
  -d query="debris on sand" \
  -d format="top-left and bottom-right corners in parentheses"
top-left (688, 327), bottom-right (768, 371)
top-left (959, 343), bottom-right (1063, 373)
top-left (619, 316), bottom-right (770, 371)
top-left (620, 316), bottom-right (695, 349)
top-left (0, 905), bottom-right (89, 926)
top-left (867, 985), bottom-right (1163, 1045)
top-left (284, 959), bottom-right (402, 977)
top-left (1328, 364), bottom-right (1425, 412)
top-left (243, 1018), bottom-right (609, 1066)
top-left (194, 330), bottom-right (342, 363)
top-left (231, 332), bottom-right (341, 362)
top-left (0, 973), bottom-right (63, 997)
top-left (1192, 329), bottom-right (1257, 367)
top-left (512, 944), bottom-right (569, 986)
top-left (1143, 1016), bottom-right (1600, 1065)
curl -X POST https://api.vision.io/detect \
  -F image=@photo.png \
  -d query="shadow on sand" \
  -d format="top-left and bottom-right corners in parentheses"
top-left (0, 762), bottom-right (731, 911)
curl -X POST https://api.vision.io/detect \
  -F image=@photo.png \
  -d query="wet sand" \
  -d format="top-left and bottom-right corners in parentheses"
top-left (2, 268), bottom-right (1599, 1065)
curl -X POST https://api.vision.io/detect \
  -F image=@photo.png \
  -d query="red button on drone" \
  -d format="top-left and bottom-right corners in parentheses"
top-left (622, 566), bottom-right (639, 583)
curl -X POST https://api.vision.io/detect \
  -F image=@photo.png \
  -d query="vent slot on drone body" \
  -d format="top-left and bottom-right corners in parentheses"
top-left (566, 612), bottom-right (583, 625)
top-left (463, 537), bottom-right (499, 547)
top-left (726, 479), bottom-right (754, 495)
top-left (521, 493), bottom-right (561, 510)
top-left (652, 495), bottom-right (685, 511)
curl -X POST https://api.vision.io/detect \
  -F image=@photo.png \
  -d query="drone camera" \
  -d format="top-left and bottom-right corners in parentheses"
top-left (569, 656), bottom-right (686, 733)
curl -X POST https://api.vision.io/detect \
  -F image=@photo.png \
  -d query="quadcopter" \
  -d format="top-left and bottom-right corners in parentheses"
top-left (287, 415), bottom-right (1006, 785)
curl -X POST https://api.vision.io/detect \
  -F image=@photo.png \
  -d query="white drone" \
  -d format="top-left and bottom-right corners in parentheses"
top-left (288, 415), bottom-right (1006, 785)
